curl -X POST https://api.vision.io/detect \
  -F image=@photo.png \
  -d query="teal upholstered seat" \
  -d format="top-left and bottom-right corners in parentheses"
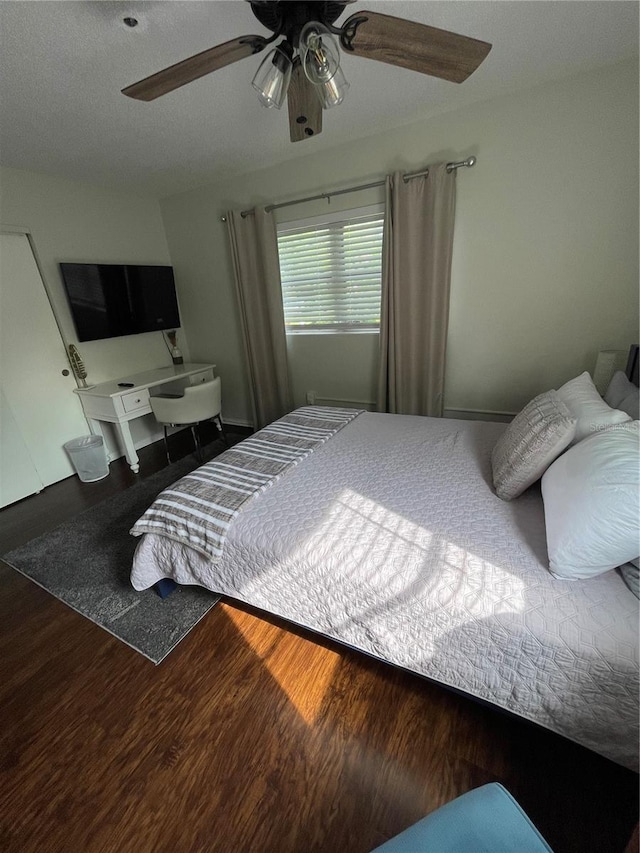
top-left (371, 783), bottom-right (553, 853)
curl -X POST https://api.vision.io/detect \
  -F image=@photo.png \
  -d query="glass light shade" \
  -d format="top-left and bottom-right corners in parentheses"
top-left (252, 45), bottom-right (292, 109)
top-left (316, 65), bottom-right (350, 108)
top-left (300, 22), bottom-right (341, 85)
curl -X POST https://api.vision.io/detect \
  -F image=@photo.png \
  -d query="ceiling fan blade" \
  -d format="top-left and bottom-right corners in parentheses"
top-left (122, 36), bottom-right (268, 101)
top-left (287, 61), bottom-right (322, 142)
top-left (340, 11), bottom-right (491, 83)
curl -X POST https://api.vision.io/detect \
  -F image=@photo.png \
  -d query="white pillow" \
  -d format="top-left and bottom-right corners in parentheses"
top-left (556, 371), bottom-right (631, 443)
top-left (605, 370), bottom-right (634, 407)
top-left (605, 370), bottom-right (640, 420)
top-left (619, 393), bottom-right (640, 421)
top-left (491, 391), bottom-right (576, 501)
top-left (541, 421), bottom-right (640, 580)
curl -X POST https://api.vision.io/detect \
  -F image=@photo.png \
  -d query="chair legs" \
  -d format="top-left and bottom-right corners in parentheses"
top-left (214, 414), bottom-right (229, 446)
top-left (163, 423), bottom-right (199, 465)
top-left (191, 424), bottom-right (203, 463)
top-left (160, 418), bottom-right (226, 469)
top-left (162, 425), bottom-right (172, 465)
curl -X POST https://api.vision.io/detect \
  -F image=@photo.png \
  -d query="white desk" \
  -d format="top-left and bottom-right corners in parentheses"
top-left (74, 363), bottom-right (216, 473)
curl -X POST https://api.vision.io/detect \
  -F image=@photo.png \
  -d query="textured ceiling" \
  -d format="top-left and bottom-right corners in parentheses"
top-left (0, 1), bottom-right (637, 198)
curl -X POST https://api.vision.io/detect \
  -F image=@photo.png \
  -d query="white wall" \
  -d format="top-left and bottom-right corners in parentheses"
top-left (0, 166), bottom-right (186, 455)
top-left (159, 60), bottom-right (638, 426)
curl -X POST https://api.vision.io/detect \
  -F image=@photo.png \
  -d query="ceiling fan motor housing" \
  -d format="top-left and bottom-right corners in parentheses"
top-left (249, 1), bottom-right (349, 48)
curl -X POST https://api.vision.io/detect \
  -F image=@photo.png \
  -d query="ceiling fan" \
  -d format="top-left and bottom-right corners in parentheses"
top-left (122, 1), bottom-right (492, 143)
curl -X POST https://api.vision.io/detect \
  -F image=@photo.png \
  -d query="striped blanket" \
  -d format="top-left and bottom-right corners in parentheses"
top-left (130, 406), bottom-right (363, 561)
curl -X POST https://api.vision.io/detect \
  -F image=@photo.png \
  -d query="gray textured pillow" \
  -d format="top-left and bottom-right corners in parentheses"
top-left (491, 390), bottom-right (577, 501)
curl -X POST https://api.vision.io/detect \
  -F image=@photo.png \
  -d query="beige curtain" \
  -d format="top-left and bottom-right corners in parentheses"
top-left (226, 207), bottom-right (293, 429)
top-left (377, 163), bottom-right (456, 416)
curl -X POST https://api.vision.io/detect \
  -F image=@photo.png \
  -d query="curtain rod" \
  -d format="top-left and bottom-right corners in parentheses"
top-left (221, 156), bottom-right (476, 221)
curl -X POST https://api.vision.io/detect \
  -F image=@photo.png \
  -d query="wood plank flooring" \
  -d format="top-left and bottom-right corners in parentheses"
top-left (0, 436), bottom-right (638, 853)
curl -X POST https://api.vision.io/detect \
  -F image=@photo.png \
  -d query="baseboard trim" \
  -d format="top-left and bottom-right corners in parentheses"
top-left (224, 418), bottom-right (254, 429)
top-left (314, 398), bottom-right (515, 422)
top-left (315, 396), bottom-right (376, 410)
top-left (444, 407), bottom-right (515, 422)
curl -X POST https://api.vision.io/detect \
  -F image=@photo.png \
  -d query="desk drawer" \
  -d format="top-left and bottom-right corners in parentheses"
top-left (190, 369), bottom-right (214, 386)
top-left (122, 389), bottom-right (150, 413)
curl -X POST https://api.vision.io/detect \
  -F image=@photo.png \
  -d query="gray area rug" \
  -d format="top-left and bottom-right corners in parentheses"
top-left (2, 445), bottom-right (229, 664)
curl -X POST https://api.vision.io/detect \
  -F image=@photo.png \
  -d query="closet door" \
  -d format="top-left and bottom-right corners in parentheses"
top-left (0, 389), bottom-right (44, 506)
top-left (0, 232), bottom-right (89, 504)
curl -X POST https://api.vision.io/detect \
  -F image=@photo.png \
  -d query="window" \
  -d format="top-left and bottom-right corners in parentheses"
top-left (276, 205), bottom-right (384, 333)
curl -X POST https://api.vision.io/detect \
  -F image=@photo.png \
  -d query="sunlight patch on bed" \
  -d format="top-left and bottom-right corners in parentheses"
top-left (281, 488), bottom-right (528, 634)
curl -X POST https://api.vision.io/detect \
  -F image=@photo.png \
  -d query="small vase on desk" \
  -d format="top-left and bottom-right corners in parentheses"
top-left (166, 330), bottom-right (183, 365)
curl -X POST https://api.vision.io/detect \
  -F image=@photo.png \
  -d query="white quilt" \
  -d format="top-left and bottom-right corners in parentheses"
top-left (131, 412), bottom-right (639, 769)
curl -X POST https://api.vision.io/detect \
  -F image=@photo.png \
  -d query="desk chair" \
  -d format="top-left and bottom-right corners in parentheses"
top-left (370, 784), bottom-right (553, 853)
top-left (150, 377), bottom-right (227, 465)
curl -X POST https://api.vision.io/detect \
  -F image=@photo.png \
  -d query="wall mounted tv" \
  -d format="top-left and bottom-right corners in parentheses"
top-left (60, 263), bottom-right (181, 342)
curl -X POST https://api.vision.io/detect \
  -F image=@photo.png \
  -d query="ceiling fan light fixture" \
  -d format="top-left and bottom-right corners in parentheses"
top-left (316, 65), bottom-right (350, 109)
top-left (252, 42), bottom-right (293, 109)
top-left (300, 22), bottom-right (341, 86)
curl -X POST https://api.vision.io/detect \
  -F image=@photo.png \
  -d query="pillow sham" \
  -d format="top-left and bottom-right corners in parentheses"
top-left (605, 370), bottom-right (635, 408)
top-left (541, 421), bottom-right (640, 580)
top-left (619, 392), bottom-right (640, 421)
top-left (491, 390), bottom-right (576, 501)
top-left (605, 370), bottom-right (640, 420)
top-left (618, 562), bottom-right (640, 599)
top-left (556, 371), bottom-right (631, 443)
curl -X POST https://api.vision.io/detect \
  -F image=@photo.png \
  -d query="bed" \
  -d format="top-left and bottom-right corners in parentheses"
top-left (130, 363), bottom-right (639, 772)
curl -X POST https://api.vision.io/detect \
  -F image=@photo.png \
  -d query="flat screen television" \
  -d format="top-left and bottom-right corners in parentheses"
top-left (60, 263), bottom-right (181, 342)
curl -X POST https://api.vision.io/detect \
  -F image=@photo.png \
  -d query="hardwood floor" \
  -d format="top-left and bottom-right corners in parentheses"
top-left (0, 435), bottom-right (638, 853)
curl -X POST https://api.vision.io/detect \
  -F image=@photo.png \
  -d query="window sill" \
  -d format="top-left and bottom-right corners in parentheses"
top-left (285, 329), bottom-right (380, 336)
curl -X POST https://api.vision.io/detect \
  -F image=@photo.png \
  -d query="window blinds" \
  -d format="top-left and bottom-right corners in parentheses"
top-left (277, 208), bottom-right (384, 331)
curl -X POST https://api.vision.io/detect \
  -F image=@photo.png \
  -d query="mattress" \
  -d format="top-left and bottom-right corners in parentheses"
top-left (131, 412), bottom-right (639, 769)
